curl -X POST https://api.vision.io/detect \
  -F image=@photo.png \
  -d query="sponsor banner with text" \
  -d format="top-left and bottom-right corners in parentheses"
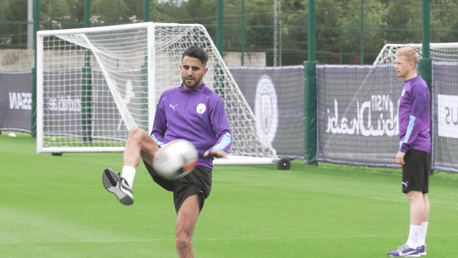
top-left (437, 94), bottom-right (458, 139)
top-left (0, 71), bottom-right (32, 132)
top-left (432, 62), bottom-right (458, 172)
top-left (316, 64), bottom-right (404, 166)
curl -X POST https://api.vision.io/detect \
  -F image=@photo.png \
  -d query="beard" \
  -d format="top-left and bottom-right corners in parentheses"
top-left (182, 73), bottom-right (203, 89)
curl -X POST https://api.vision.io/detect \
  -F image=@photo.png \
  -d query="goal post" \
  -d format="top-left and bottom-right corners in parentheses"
top-left (36, 22), bottom-right (280, 166)
top-left (373, 42), bottom-right (458, 64)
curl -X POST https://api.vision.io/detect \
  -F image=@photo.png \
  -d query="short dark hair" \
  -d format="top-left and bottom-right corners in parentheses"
top-left (182, 46), bottom-right (208, 66)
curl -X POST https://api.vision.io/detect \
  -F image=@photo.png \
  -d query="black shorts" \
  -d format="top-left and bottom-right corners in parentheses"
top-left (143, 160), bottom-right (212, 213)
top-left (402, 149), bottom-right (431, 194)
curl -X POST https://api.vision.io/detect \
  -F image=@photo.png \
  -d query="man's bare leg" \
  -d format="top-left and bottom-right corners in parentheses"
top-left (121, 128), bottom-right (160, 188)
top-left (175, 195), bottom-right (200, 258)
top-left (102, 128), bottom-right (159, 205)
top-left (405, 191), bottom-right (425, 248)
top-left (408, 191), bottom-right (425, 225)
top-left (124, 128), bottom-right (159, 168)
top-left (421, 194), bottom-right (430, 222)
top-left (417, 194), bottom-right (429, 252)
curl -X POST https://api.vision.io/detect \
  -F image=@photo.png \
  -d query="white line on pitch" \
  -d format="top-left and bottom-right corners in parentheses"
top-left (2, 233), bottom-right (458, 244)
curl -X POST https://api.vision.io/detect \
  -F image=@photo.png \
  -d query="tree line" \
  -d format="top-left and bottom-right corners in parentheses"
top-left (1, 0), bottom-right (458, 65)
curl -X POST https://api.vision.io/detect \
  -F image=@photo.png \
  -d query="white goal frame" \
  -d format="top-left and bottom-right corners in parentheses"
top-left (373, 42), bottom-right (458, 64)
top-left (36, 22), bottom-right (281, 166)
top-left (37, 23), bottom-right (155, 153)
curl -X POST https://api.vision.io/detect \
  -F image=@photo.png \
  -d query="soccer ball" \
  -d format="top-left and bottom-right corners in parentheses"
top-left (153, 139), bottom-right (199, 180)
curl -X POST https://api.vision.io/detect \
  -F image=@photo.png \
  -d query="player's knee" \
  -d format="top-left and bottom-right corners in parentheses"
top-left (128, 127), bottom-right (142, 136)
top-left (128, 128), bottom-right (145, 141)
top-left (175, 234), bottom-right (192, 253)
top-left (407, 191), bottom-right (422, 202)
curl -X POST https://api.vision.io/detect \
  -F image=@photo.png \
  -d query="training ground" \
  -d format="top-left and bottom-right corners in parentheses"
top-left (1, 132), bottom-right (457, 258)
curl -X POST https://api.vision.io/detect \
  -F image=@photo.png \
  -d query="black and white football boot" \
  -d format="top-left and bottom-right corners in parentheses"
top-left (102, 167), bottom-right (134, 205)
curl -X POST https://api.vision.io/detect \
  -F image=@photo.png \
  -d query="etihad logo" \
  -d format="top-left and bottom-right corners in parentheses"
top-left (326, 95), bottom-right (399, 137)
top-left (9, 92), bottom-right (32, 110)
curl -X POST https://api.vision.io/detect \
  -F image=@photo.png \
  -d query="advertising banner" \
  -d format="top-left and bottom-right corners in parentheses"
top-left (42, 70), bottom-right (82, 137)
top-left (432, 62), bottom-right (458, 172)
top-left (228, 66), bottom-right (304, 159)
top-left (316, 64), bottom-right (404, 166)
top-left (0, 71), bottom-right (32, 132)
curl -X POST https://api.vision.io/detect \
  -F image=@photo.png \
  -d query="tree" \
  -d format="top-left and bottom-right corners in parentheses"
top-left (1, 0), bottom-right (28, 44)
top-left (315, 0), bottom-right (341, 53)
top-left (430, 0), bottom-right (458, 42)
top-left (181, 0), bottom-right (217, 24)
top-left (282, 0), bottom-right (308, 50)
top-left (150, 1), bottom-right (184, 23)
top-left (244, 0), bottom-right (273, 49)
top-left (383, 0), bottom-right (421, 44)
top-left (89, 0), bottom-right (178, 24)
top-left (91, 0), bottom-right (127, 24)
top-left (0, 0), bottom-right (8, 22)
top-left (65, 0), bottom-right (85, 23)
top-left (39, 0), bottom-right (70, 29)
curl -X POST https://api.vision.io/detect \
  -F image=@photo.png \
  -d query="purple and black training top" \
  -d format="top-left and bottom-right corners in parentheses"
top-left (150, 83), bottom-right (232, 169)
top-left (398, 76), bottom-right (431, 153)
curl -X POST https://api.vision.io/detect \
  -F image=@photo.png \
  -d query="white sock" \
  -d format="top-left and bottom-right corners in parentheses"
top-left (406, 224), bottom-right (421, 248)
top-left (418, 221), bottom-right (429, 246)
top-left (121, 166), bottom-right (136, 188)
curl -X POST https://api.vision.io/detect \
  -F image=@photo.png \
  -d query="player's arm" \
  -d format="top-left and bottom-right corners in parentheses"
top-left (203, 133), bottom-right (231, 158)
top-left (203, 98), bottom-right (232, 158)
top-left (151, 96), bottom-right (168, 148)
top-left (399, 85), bottom-right (428, 154)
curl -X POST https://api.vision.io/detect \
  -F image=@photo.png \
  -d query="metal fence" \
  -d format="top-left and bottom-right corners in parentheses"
top-left (2, 0), bottom-right (458, 65)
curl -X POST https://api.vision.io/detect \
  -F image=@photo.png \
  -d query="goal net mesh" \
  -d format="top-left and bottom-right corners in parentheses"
top-left (373, 43), bottom-right (458, 64)
top-left (38, 23), bottom-right (276, 158)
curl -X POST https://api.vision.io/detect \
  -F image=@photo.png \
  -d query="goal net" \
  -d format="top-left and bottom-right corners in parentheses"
top-left (36, 22), bottom-right (278, 164)
top-left (373, 42), bottom-right (458, 64)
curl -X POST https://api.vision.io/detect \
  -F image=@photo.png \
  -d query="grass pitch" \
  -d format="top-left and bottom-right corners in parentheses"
top-left (1, 131), bottom-right (457, 258)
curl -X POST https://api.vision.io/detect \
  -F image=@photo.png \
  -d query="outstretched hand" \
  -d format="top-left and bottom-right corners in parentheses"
top-left (203, 149), bottom-right (227, 158)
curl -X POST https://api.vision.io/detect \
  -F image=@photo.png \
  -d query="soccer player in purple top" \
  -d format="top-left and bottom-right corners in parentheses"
top-left (388, 47), bottom-right (430, 257)
top-left (102, 46), bottom-right (232, 258)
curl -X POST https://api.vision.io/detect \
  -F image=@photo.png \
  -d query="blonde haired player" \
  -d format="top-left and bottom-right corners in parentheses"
top-left (388, 47), bottom-right (430, 257)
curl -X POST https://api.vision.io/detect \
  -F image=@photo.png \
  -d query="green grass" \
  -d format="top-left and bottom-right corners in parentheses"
top-left (1, 131), bottom-right (457, 258)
